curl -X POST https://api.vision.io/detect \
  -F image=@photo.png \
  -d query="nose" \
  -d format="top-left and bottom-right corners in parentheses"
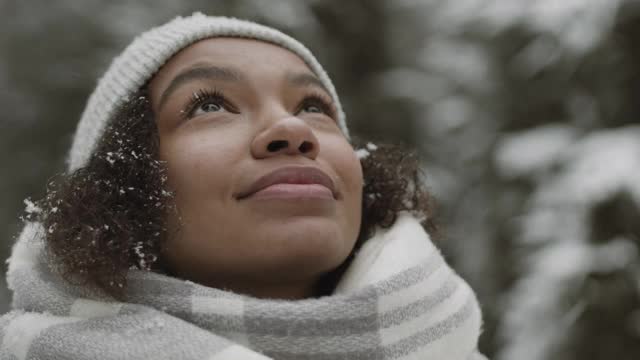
top-left (251, 117), bottom-right (320, 160)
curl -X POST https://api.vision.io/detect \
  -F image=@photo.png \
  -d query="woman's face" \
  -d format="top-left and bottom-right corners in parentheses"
top-left (148, 38), bottom-right (363, 298)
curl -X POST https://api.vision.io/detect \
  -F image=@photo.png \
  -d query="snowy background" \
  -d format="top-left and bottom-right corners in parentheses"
top-left (2, 1), bottom-right (640, 358)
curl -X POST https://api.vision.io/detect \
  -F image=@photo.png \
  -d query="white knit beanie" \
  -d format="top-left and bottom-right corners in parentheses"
top-left (67, 12), bottom-right (348, 172)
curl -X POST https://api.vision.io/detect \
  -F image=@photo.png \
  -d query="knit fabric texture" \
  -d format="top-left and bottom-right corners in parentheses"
top-left (67, 12), bottom-right (348, 172)
top-left (2, 214), bottom-right (485, 359)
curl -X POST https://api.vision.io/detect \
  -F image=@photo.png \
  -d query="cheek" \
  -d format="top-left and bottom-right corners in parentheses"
top-left (343, 150), bottom-right (364, 251)
top-left (323, 138), bottom-right (364, 231)
top-left (159, 131), bottom-right (243, 197)
top-left (158, 133), bottom-right (246, 268)
top-left (346, 152), bottom-right (364, 216)
top-left (157, 131), bottom-right (248, 248)
top-left (162, 146), bottom-right (210, 203)
top-left (330, 139), bottom-right (364, 196)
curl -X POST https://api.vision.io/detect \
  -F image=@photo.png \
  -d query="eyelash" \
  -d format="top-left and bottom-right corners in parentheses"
top-left (181, 88), bottom-right (231, 119)
top-left (296, 92), bottom-right (337, 119)
top-left (180, 88), bottom-right (337, 120)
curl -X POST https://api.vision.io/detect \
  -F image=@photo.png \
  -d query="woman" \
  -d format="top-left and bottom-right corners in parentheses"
top-left (2, 13), bottom-right (486, 359)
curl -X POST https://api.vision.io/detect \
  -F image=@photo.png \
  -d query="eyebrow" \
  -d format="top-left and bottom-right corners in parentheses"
top-left (158, 63), bottom-right (246, 110)
top-left (157, 64), bottom-right (331, 110)
top-left (286, 72), bottom-right (330, 95)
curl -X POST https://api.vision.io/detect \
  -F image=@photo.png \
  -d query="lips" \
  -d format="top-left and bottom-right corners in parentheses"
top-left (236, 166), bottom-right (337, 200)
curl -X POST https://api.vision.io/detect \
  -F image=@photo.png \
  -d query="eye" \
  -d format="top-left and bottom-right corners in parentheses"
top-left (194, 101), bottom-right (224, 116)
top-left (297, 93), bottom-right (336, 119)
top-left (182, 89), bottom-right (236, 119)
top-left (302, 103), bottom-right (323, 114)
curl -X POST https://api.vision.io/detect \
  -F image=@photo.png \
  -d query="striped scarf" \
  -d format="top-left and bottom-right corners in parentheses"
top-left (1, 214), bottom-right (486, 359)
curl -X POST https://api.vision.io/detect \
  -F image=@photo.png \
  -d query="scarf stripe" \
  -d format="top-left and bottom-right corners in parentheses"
top-left (209, 345), bottom-right (271, 360)
top-left (263, 296), bottom-right (476, 359)
top-left (380, 276), bottom-right (460, 328)
top-left (378, 262), bottom-right (451, 313)
top-left (380, 275), bottom-right (472, 345)
top-left (224, 268), bottom-right (457, 338)
top-left (126, 256), bottom-right (452, 338)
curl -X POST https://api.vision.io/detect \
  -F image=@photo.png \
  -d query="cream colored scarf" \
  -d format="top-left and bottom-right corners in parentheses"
top-left (1, 214), bottom-right (486, 359)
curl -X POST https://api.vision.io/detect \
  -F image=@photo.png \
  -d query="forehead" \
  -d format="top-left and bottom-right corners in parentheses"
top-left (150, 37), bottom-right (312, 89)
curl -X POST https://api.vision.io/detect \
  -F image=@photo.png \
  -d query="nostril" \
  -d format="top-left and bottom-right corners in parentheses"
top-left (299, 141), bottom-right (314, 153)
top-left (267, 140), bottom-right (288, 152)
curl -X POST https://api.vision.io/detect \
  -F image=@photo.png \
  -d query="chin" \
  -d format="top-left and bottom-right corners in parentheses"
top-left (257, 218), bottom-right (354, 274)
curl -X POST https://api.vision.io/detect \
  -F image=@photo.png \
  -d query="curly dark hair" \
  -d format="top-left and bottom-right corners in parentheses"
top-left (31, 89), bottom-right (438, 299)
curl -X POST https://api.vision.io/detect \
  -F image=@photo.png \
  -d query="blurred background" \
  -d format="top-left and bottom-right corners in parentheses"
top-left (1, 0), bottom-right (640, 358)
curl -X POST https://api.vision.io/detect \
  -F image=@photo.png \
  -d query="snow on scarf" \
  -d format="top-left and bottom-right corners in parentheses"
top-left (1, 213), bottom-right (486, 359)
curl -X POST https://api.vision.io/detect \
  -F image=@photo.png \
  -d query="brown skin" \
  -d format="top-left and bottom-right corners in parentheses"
top-left (147, 38), bottom-right (364, 299)
top-left (37, 91), bottom-right (436, 300)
